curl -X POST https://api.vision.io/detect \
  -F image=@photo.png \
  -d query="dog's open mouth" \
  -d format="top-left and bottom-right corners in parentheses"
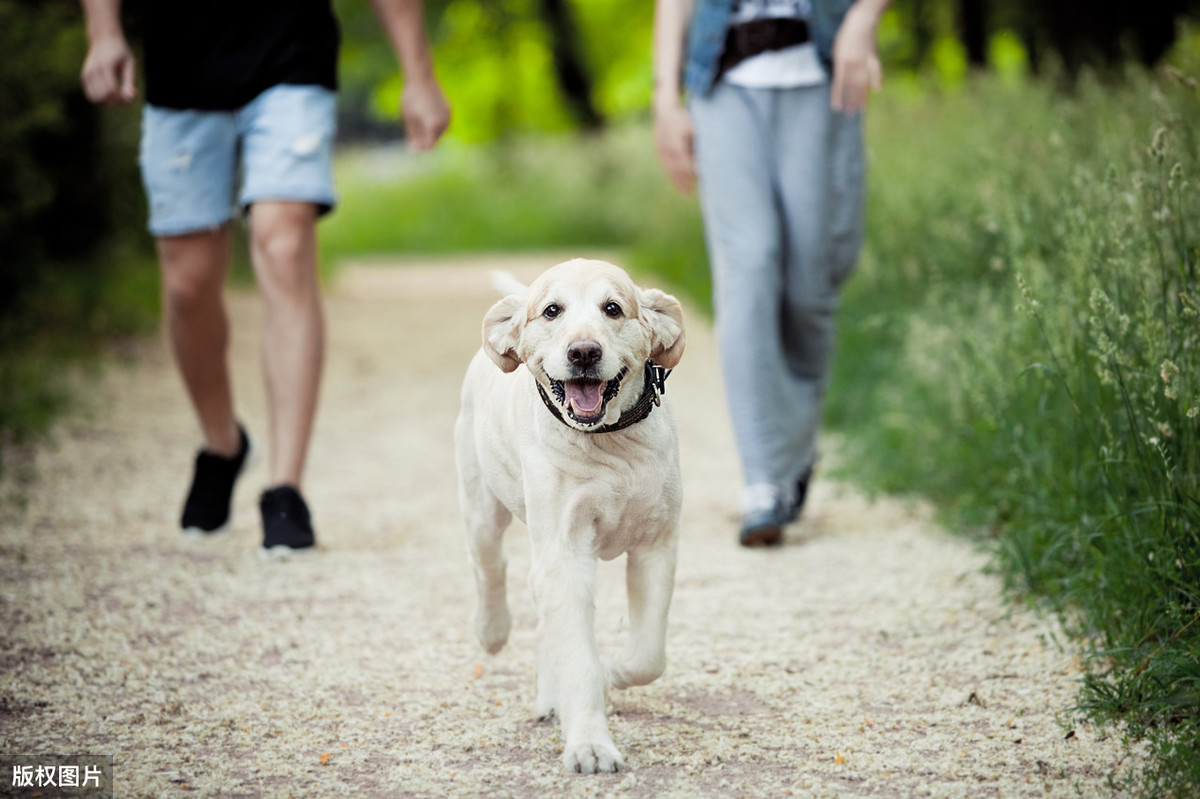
top-left (549, 367), bottom-right (628, 426)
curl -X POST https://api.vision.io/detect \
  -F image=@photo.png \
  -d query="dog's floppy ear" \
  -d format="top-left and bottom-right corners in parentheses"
top-left (639, 288), bottom-right (686, 369)
top-left (482, 294), bottom-right (526, 373)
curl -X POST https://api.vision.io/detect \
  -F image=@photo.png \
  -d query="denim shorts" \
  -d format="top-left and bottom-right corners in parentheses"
top-left (139, 84), bottom-right (338, 237)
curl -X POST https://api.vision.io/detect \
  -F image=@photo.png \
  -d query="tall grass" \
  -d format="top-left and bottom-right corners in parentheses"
top-left (827, 67), bottom-right (1200, 793)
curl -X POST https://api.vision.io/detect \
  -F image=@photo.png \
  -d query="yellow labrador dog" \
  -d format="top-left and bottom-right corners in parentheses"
top-left (454, 258), bottom-right (685, 773)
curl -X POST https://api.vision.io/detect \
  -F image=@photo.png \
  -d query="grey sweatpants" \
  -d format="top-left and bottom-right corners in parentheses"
top-left (690, 79), bottom-right (865, 494)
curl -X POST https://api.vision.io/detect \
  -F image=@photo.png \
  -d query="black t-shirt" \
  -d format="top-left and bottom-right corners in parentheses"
top-left (140, 0), bottom-right (340, 111)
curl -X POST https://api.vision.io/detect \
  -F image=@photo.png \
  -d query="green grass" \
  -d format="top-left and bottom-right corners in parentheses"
top-left (0, 246), bottom-right (159, 477)
top-left (318, 126), bottom-right (709, 290)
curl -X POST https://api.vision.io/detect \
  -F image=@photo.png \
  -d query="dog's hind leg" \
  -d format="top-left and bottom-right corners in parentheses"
top-left (458, 458), bottom-right (513, 655)
top-left (467, 498), bottom-right (513, 655)
top-left (606, 539), bottom-right (677, 690)
top-left (465, 493), bottom-right (512, 655)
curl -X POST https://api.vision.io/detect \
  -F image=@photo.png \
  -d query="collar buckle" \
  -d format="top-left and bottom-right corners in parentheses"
top-left (647, 361), bottom-right (670, 407)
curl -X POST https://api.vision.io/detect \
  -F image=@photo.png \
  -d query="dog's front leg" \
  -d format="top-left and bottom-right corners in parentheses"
top-left (530, 542), bottom-right (624, 773)
top-left (606, 539), bottom-right (677, 689)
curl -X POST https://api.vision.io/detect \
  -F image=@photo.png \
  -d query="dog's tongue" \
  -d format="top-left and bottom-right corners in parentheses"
top-left (565, 381), bottom-right (604, 415)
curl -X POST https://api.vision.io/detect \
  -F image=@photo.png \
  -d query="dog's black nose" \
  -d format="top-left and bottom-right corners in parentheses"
top-left (567, 340), bottom-right (602, 368)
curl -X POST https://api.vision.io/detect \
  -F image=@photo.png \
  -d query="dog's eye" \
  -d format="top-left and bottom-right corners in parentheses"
top-left (542, 304), bottom-right (561, 320)
top-left (603, 302), bottom-right (623, 318)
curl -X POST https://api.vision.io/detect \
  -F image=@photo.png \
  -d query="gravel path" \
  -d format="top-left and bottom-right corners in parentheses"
top-left (1, 255), bottom-right (1143, 797)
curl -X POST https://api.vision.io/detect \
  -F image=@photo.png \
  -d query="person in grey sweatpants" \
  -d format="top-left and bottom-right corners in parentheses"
top-left (653, 0), bottom-right (890, 546)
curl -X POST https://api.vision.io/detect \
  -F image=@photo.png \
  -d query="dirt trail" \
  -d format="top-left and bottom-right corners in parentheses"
top-left (1, 254), bottom-right (1142, 797)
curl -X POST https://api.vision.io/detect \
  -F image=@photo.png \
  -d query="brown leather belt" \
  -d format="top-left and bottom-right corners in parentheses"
top-left (716, 17), bottom-right (812, 81)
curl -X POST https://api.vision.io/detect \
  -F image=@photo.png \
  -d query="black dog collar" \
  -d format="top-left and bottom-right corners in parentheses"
top-left (536, 360), bottom-right (671, 434)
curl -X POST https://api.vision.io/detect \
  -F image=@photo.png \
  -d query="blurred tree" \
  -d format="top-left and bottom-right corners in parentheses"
top-left (1038, 0), bottom-right (1192, 74)
top-left (539, 0), bottom-right (604, 129)
top-left (896, 0), bottom-right (1200, 77)
top-left (958, 0), bottom-right (987, 67)
top-left (911, 0), bottom-right (935, 68)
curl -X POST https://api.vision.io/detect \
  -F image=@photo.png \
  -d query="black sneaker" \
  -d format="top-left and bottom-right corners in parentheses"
top-left (259, 485), bottom-right (316, 557)
top-left (181, 426), bottom-right (250, 533)
top-left (786, 463), bottom-right (815, 524)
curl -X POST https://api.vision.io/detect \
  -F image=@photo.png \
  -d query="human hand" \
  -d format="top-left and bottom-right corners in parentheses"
top-left (830, 2), bottom-right (884, 114)
top-left (401, 76), bottom-right (451, 151)
top-left (81, 34), bottom-right (137, 105)
top-left (654, 100), bottom-right (696, 195)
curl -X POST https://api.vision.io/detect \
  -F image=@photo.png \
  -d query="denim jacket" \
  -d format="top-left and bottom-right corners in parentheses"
top-left (683, 0), bottom-right (857, 95)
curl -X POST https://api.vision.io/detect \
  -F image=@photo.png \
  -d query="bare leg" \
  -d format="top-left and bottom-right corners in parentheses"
top-left (157, 227), bottom-right (240, 456)
top-left (248, 201), bottom-right (324, 489)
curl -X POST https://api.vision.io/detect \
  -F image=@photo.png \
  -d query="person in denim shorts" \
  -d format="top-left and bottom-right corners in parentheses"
top-left (80, 0), bottom-right (450, 555)
top-left (653, 0), bottom-right (888, 546)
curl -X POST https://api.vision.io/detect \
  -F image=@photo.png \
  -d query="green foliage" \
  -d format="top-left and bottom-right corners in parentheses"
top-left (989, 30), bottom-right (1030, 83)
top-left (0, 1), bottom-right (79, 272)
top-left (569, 0), bottom-right (655, 121)
top-left (335, 0), bottom-right (657, 143)
top-left (405, 1), bottom-right (575, 142)
top-left (824, 64), bottom-right (1200, 794)
top-left (0, 250), bottom-right (159, 472)
top-left (335, 0), bottom-right (1199, 146)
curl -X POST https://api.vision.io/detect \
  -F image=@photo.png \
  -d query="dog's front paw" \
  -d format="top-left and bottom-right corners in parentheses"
top-left (475, 603), bottom-right (511, 655)
top-left (563, 741), bottom-right (624, 773)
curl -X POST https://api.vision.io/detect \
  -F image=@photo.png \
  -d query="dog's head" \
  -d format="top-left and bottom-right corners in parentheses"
top-left (482, 259), bottom-right (685, 431)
